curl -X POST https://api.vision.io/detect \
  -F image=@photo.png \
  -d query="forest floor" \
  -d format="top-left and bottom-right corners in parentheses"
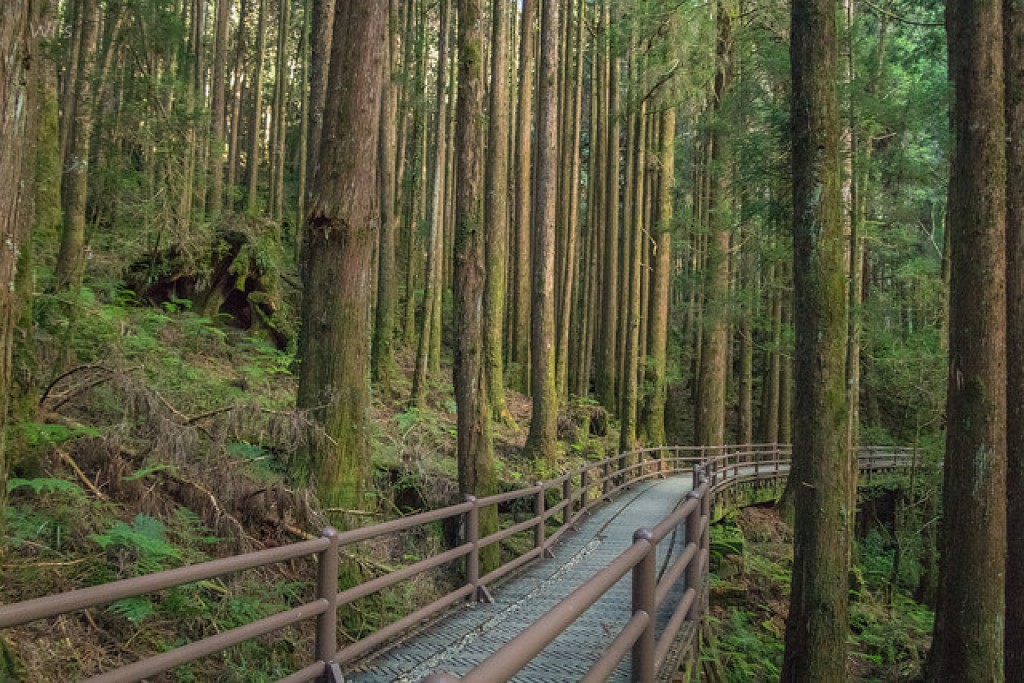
top-left (0, 293), bottom-right (616, 681)
top-left (702, 504), bottom-right (934, 682)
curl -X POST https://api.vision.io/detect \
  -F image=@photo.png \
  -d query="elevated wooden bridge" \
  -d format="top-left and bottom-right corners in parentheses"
top-left (0, 445), bottom-right (913, 682)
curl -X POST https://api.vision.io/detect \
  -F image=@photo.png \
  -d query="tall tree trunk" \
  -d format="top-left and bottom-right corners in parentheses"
top-left (296, 0), bottom-right (386, 514)
top-left (0, 0), bottom-right (39, 537)
top-left (227, 0), bottom-right (248, 203)
top-left (759, 262), bottom-right (782, 443)
top-left (55, 0), bottom-right (100, 294)
top-left (620, 101), bottom-right (646, 455)
top-left (642, 106), bottom-right (675, 446)
top-left (1006, 2), bottom-right (1024, 678)
top-left (454, 0), bottom-right (499, 572)
top-left (555, 0), bottom-right (584, 401)
top-left (373, 0), bottom-right (401, 393)
top-left (511, 0), bottom-right (536, 389)
top-left (780, 0), bottom-right (851, 676)
top-left (305, 0), bottom-right (335, 206)
top-left (485, 0), bottom-right (510, 420)
top-left (245, 0), bottom-right (266, 214)
top-left (269, 0), bottom-right (290, 223)
top-left (597, 3), bottom-right (620, 412)
top-left (696, 0), bottom-right (733, 448)
top-left (523, 0), bottom-right (560, 466)
top-left (208, 0), bottom-right (231, 216)
top-left (412, 0), bottom-right (451, 407)
top-left (296, 0), bottom-right (311, 255)
top-left (927, 1), bottom-right (1008, 680)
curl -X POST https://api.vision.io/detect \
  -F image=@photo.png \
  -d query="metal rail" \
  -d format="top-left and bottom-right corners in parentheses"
top-left (0, 444), bottom-right (914, 682)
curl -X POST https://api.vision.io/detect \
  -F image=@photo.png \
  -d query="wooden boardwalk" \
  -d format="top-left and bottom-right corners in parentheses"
top-left (347, 475), bottom-right (697, 683)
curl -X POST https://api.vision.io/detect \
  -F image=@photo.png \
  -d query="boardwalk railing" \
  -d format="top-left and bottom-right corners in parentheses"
top-left (0, 444), bottom-right (914, 682)
top-left (423, 445), bottom-right (915, 683)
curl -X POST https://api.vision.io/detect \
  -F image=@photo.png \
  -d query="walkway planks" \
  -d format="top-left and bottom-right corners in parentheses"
top-left (347, 475), bottom-right (696, 682)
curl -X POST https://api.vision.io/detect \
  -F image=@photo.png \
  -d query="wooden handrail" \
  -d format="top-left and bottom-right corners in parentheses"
top-left (0, 444), bottom-right (914, 683)
top-left (425, 447), bottom-right (914, 683)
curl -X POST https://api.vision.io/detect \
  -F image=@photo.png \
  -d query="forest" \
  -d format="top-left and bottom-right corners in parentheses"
top-left (0, 0), bottom-right (1017, 680)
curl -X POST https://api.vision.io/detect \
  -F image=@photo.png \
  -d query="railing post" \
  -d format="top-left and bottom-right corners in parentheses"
top-left (563, 477), bottom-right (573, 526)
top-left (534, 483), bottom-right (549, 556)
top-left (685, 491), bottom-right (703, 622)
top-left (580, 467), bottom-right (589, 511)
top-left (631, 528), bottom-right (657, 683)
top-left (465, 494), bottom-right (486, 602)
top-left (315, 528), bottom-right (341, 682)
top-left (603, 459), bottom-right (612, 497)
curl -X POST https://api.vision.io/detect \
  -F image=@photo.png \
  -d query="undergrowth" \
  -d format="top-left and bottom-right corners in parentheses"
top-left (2, 287), bottom-right (620, 681)
top-left (702, 503), bottom-right (933, 682)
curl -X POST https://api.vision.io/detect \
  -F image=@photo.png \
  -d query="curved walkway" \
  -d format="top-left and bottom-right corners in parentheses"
top-left (348, 475), bottom-right (696, 683)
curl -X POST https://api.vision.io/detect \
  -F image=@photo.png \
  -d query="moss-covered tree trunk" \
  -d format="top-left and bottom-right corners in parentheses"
top-left (1007, 1), bottom-right (1024, 677)
top-left (696, 0), bottom-right (733, 448)
top-left (524, 0), bottom-right (560, 466)
top-left (484, 0), bottom-right (510, 421)
top-left (55, 0), bottom-right (99, 294)
top-left (296, 0), bottom-right (386, 514)
top-left (511, 0), bottom-right (536, 388)
top-left (925, 2), bottom-right (1008, 679)
top-left (642, 106), bottom-right (675, 446)
top-left (780, 0), bottom-right (851, 677)
top-left (373, 0), bottom-right (401, 394)
top-left (0, 0), bottom-right (39, 539)
top-left (620, 101), bottom-right (646, 456)
top-left (454, 0), bottom-right (499, 571)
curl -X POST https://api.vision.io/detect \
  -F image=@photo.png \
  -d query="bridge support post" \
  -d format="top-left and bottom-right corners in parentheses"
top-left (315, 528), bottom-right (340, 681)
top-left (632, 528), bottom-right (657, 683)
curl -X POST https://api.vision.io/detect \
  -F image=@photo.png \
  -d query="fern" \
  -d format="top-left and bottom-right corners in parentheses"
top-left (107, 597), bottom-right (155, 623)
top-left (7, 477), bottom-right (85, 499)
top-left (91, 513), bottom-right (182, 575)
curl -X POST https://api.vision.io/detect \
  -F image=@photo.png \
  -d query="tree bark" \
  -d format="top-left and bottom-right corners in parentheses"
top-left (454, 0), bottom-right (499, 571)
top-left (412, 0), bottom-right (452, 407)
top-left (620, 101), bottom-right (646, 455)
top-left (485, 0), bottom-right (511, 420)
top-left (305, 0), bottom-right (335, 199)
top-left (511, 0), bottom-right (536, 388)
top-left (1006, 1), bottom-right (1024, 678)
top-left (523, 0), bottom-right (560, 465)
top-left (245, 0), bottom-right (266, 214)
top-left (55, 0), bottom-right (100, 294)
top-left (597, 2), bottom-right (620, 412)
top-left (207, 0), bottom-right (231, 216)
top-left (0, 0), bottom-right (38, 536)
top-left (373, 0), bottom-right (401, 393)
top-left (296, 0), bottom-right (386, 514)
top-left (696, 0), bottom-right (733, 448)
top-left (268, 0), bottom-right (290, 223)
top-left (926, 1), bottom-right (1008, 677)
top-left (780, 0), bottom-right (852, 677)
top-left (642, 107), bottom-right (675, 446)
